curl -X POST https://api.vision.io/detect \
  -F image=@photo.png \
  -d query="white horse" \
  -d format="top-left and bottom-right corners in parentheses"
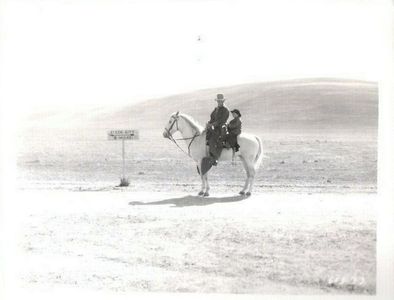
top-left (163, 112), bottom-right (263, 197)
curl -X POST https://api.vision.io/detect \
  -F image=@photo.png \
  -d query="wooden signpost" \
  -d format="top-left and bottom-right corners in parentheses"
top-left (107, 129), bottom-right (139, 186)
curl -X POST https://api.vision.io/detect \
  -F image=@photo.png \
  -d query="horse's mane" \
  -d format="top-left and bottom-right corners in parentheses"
top-left (178, 113), bottom-right (205, 134)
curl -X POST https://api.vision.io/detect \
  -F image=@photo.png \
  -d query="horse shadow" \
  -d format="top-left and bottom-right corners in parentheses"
top-left (129, 194), bottom-right (247, 208)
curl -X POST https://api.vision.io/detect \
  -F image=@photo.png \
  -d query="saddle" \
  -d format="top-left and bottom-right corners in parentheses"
top-left (202, 137), bottom-right (239, 175)
top-left (206, 125), bottom-right (239, 152)
top-left (222, 139), bottom-right (239, 152)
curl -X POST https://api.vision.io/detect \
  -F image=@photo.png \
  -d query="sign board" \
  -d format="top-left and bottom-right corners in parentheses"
top-left (108, 135), bottom-right (137, 140)
top-left (107, 129), bottom-right (139, 184)
top-left (107, 129), bottom-right (139, 140)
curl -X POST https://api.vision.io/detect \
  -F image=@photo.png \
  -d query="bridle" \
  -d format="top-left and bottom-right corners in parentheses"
top-left (165, 114), bottom-right (200, 158)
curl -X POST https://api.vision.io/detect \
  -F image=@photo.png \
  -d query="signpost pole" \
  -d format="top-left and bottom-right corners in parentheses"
top-left (108, 129), bottom-right (139, 187)
top-left (122, 138), bottom-right (125, 179)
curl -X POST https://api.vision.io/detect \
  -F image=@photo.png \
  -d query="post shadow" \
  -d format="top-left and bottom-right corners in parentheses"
top-left (129, 194), bottom-right (248, 208)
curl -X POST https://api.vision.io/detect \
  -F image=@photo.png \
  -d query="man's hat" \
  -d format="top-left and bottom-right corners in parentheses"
top-left (215, 94), bottom-right (225, 101)
top-left (231, 109), bottom-right (241, 117)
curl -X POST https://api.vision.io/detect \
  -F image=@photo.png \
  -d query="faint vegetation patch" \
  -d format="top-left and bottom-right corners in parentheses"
top-left (119, 177), bottom-right (130, 187)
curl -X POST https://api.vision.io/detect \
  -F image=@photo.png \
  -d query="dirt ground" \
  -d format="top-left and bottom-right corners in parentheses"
top-left (13, 127), bottom-right (378, 297)
top-left (5, 189), bottom-right (376, 295)
top-left (17, 135), bottom-right (377, 194)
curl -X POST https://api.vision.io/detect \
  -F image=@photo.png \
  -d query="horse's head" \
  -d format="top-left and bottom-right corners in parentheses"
top-left (163, 111), bottom-right (180, 138)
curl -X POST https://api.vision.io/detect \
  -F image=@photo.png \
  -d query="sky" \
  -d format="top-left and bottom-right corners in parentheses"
top-left (0, 0), bottom-right (391, 110)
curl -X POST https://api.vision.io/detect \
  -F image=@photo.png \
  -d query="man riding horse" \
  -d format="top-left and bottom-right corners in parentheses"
top-left (206, 94), bottom-right (230, 165)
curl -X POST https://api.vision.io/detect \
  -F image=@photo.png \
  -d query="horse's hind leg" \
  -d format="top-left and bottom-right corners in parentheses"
top-left (245, 157), bottom-right (256, 196)
top-left (239, 157), bottom-right (250, 195)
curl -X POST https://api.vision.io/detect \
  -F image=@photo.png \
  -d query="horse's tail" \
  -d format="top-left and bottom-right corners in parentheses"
top-left (254, 136), bottom-right (263, 169)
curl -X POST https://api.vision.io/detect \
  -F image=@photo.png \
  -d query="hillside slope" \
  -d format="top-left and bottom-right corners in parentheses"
top-left (21, 78), bottom-right (378, 138)
top-left (94, 78), bottom-right (378, 136)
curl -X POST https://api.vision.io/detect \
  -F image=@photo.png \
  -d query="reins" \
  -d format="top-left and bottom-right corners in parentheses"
top-left (165, 115), bottom-right (200, 158)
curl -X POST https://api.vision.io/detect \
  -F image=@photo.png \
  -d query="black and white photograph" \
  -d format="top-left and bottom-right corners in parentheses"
top-left (0, 0), bottom-right (393, 299)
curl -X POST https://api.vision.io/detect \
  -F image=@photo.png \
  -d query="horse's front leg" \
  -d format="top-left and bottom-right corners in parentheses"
top-left (196, 161), bottom-right (210, 197)
top-left (197, 163), bottom-right (205, 196)
top-left (203, 173), bottom-right (210, 197)
top-left (198, 174), bottom-right (210, 197)
top-left (198, 175), bottom-right (206, 196)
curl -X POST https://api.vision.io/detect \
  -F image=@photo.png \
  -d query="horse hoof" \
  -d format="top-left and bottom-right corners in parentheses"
top-left (198, 191), bottom-right (204, 196)
top-left (203, 192), bottom-right (210, 197)
top-left (246, 192), bottom-right (251, 197)
top-left (239, 191), bottom-right (245, 195)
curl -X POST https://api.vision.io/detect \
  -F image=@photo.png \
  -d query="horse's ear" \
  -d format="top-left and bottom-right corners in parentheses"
top-left (175, 111), bottom-right (179, 116)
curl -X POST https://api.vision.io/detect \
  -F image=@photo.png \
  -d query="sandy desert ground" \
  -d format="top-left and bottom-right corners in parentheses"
top-left (17, 133), bottom-right (377, 194)
top-left (2, 189), bottom-right (375, 295)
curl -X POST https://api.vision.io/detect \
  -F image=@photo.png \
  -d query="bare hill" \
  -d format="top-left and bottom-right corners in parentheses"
top-left (95, 78), bottom-right (378, 137)
top-left (21, 78), bottom-right (378, 139)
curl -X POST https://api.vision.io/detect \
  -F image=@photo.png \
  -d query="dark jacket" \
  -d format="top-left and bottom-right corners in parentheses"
top-left (209, 106), bottom-right (230, 128)
top-left (228, 117), bottom-right (242, 136)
